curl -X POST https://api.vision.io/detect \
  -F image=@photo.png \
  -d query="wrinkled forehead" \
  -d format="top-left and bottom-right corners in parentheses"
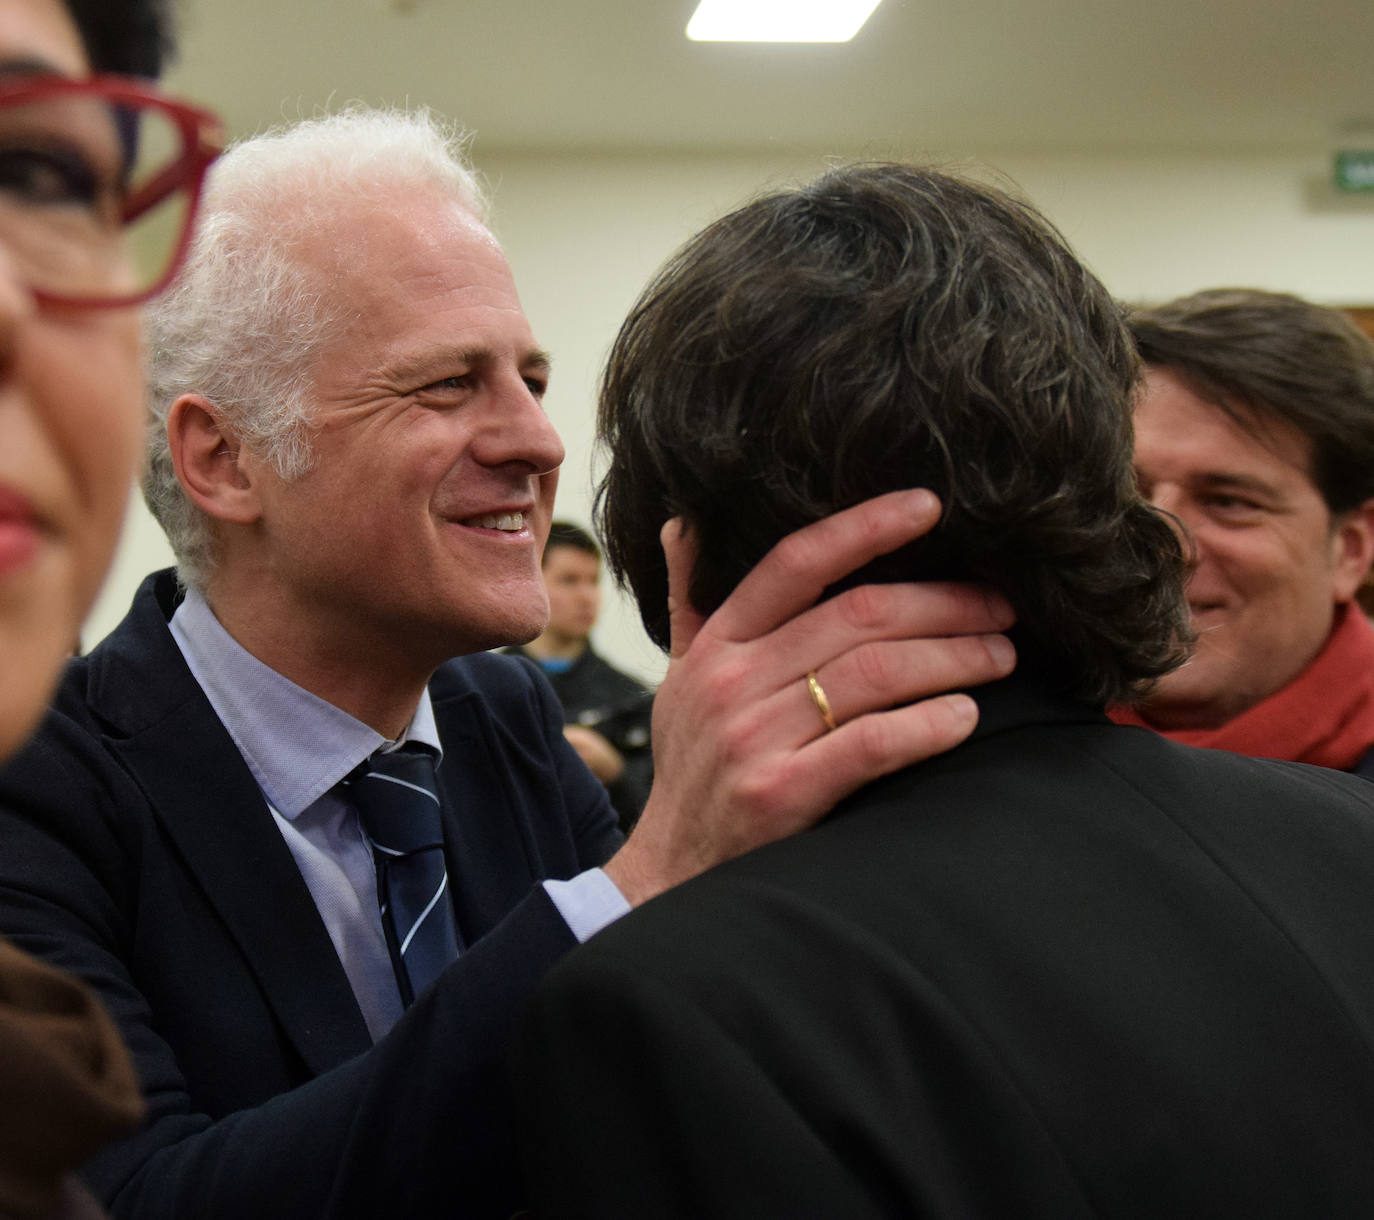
top-left (293, 183), bottom-right (495, 286)
top-left (282, 182), bottom-right (542, 405)
top-left (294, 186), bottom-right (519, 342)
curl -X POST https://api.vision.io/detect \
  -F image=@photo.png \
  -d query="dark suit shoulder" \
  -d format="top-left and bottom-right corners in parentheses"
top-left (429, 651), bottom-right (623, 872)
top-left (430, 651), bottom-right (573, 762)
top-left (0, 588), bottom-right (619, 1216)
top-left (431, 648), bottom-right (554, 707)
top-left (522, 715), bottom-right (1374, 1216)
top-left (0, 654), bottom-right (159, 916)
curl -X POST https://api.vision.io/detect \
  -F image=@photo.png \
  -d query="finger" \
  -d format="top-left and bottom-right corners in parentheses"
top-left (704, 490), bottom-right (943, 643)
top-left (766, 581), bottom-right (1015, 677)
top-left (797, 634), bottom-right (1015, 735)
top-left (662, 518), bottom-right (708, 660)
top-left (785, 693), bottom-right (980, 814)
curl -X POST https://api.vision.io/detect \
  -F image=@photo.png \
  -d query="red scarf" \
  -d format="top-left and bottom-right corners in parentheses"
top-left (1109, 602), bottom-right (1374, 771)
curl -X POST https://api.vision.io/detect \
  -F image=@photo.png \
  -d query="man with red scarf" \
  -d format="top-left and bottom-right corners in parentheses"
top-left (1111, 289), bottom-right (1374, 775)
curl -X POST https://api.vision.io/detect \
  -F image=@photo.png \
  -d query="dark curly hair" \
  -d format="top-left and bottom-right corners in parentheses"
top-left (64, 0), bottom-right (173, 77)
top-left (1129, 289), bottom-right (1374, 516)
top-left (595, 163), bottom-right (1190, 706)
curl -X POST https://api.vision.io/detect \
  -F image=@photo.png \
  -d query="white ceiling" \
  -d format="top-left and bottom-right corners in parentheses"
top-left (165, 0), bottom-right (1374, 158)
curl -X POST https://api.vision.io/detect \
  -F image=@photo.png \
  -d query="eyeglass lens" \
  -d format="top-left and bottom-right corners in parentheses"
top-left (0, 92), bottom-right (189, 302)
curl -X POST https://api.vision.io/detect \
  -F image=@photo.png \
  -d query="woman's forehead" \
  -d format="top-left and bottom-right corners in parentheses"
top-left (0, 0), bottom-right (89, 80)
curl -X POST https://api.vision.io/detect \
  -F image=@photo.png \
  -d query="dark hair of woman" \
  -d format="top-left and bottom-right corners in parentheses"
top-left (64, 0), bottom-right (172, 77)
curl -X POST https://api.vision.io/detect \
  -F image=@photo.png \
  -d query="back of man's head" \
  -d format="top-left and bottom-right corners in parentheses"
top-left (1129, 289), bottom-right (1374, 516)
top-left (596, 162), bottom-right (1188, 706)
top-left (142, 106), bottom-right (488, 591)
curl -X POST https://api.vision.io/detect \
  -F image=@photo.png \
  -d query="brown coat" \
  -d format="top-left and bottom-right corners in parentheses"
top-left (0, 940), bottom-right (142, 1220)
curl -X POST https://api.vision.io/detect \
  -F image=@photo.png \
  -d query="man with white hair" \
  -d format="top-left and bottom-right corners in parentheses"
top-left (0, 108), bottom-right (1015, 1216)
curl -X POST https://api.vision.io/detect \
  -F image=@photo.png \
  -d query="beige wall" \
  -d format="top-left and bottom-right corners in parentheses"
top-left (86, 147), bottom-right (1374, 682)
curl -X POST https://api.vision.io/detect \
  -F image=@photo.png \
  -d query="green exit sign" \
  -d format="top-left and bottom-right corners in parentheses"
top-left (1335, 150), bottom-right (1374, 192)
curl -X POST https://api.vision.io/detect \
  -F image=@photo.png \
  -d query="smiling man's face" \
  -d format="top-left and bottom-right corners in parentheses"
top-left (1132, 365), bottom-right (1373, 730)
top-left (241, 187), bottom-right (564, 668)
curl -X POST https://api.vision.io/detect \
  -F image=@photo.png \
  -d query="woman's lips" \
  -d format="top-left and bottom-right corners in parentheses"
top-left (0, 486), bottom-right (40, 578)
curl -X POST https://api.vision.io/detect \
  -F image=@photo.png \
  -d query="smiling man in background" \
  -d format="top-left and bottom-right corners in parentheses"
top-left (1111, 289), bottom-right (1374, 775)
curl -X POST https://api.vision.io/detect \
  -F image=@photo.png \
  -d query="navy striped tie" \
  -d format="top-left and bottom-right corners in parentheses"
top-left (349, 746), bottom-right (460, 1006)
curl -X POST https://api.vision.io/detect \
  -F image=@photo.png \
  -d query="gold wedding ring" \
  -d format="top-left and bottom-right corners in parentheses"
top-left (806, 671), bottom-right (838, 733)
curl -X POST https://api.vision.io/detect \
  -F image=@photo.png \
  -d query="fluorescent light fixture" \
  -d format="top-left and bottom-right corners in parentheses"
top-left (686, 0), bottom-right (884, 43)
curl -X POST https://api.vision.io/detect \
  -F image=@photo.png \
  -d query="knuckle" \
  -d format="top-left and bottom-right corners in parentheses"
top-left (928, 633), bottom-right (1008, 683)
top-left (714, 704), bottom-right (772, 769)
top-left (849, 641), bottom-right (896, 695)
top-left (733, 763), bottom-right (792, 821)
top-left (770, 529), bottom-right (821, 584)
top-left (847, 714), bottom-right (897, 769)
top-left (980, 586), bottom-right (1017, 629)
top-left (836, 583), bottom-right (893, 632)
top-left (848, 499), bottom-right (892, 546)
top-left (698, 652), bottom-right (754, 712)
top-left (941, 634), bottom-right (987, 667)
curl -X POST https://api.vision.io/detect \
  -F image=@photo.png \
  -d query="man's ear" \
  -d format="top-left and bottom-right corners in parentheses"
top-left (1329, 498), bottom-right (1374, 604)
top-left (166, 394), bottom-right (262, 525)
top-left (660, 517), bottom-right (704, 658)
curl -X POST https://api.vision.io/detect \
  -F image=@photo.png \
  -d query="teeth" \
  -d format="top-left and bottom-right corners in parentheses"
top-left (472, 512), bottom-right (524, 531)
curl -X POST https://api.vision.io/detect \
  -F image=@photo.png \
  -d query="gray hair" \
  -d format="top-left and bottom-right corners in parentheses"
top-left (143, 105), bottom-right (490, 590)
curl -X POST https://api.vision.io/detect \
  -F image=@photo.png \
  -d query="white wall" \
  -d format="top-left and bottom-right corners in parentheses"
top-left (85, 147), bottom-right (1374, 682)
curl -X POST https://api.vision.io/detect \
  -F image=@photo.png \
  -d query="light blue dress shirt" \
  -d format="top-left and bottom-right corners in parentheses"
top-left (169, 588), bottom-right (629, 1040)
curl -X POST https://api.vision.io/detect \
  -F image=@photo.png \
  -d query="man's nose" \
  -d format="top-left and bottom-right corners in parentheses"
top-left (480, 377), bottom-right (565, 473)
top-left (524, 405), bottom-right (565, 475)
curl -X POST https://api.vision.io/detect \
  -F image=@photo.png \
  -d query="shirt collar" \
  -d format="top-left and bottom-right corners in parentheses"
top-left (169, 586), bottom-right (442, 819)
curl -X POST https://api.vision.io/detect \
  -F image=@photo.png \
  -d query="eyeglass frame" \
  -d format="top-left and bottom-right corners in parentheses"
top-left (0, 72), bottom-right (225, 310)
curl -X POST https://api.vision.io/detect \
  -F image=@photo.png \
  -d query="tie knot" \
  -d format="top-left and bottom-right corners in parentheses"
top-left (349, 746), bottom-right (443, 855)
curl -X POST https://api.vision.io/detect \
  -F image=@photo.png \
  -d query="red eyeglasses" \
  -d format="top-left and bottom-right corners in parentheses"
top-left (0, 73), bottom-right (224, 309)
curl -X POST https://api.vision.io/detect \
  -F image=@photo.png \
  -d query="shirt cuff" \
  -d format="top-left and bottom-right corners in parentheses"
top-left (542, 868), bottom-right (632, 943)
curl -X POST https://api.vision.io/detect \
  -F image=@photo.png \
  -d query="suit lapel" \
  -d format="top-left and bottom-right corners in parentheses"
top-left (95, 574), bottom-right (372, 1074)
top-left (431, 694), bottom-right (541, 946)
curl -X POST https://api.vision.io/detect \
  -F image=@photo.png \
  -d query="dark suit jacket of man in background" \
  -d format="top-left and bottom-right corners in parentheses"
top-left (0, 572), bottom-right (620, 1217)
top-left (505, 643), bottom-right (654, 831)
top-left (517, 674), bottom-right (1374, 1217)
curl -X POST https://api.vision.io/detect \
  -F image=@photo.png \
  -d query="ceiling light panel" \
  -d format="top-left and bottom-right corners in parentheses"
top-left (686, 0), bottom-right (884, 43)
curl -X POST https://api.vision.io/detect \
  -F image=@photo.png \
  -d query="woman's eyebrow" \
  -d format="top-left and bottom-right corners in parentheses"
top-left (0, 58), bottom-right (68, 82)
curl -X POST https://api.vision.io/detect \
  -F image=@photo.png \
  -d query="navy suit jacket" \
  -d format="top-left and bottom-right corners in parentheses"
top-left (516, 678), bottom-right (1374, 1217)
top-left (0, 570), bottom-right (623, 1219)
